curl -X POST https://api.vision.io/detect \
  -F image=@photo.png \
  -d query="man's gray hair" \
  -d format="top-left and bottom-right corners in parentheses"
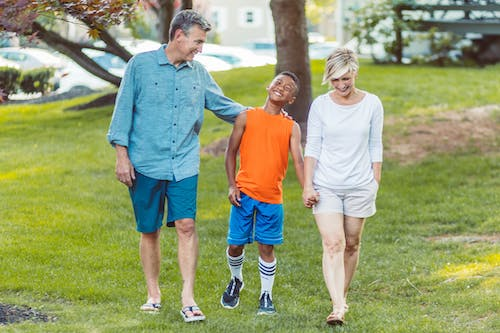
top-left (169, 9), bottom-right (212, 41)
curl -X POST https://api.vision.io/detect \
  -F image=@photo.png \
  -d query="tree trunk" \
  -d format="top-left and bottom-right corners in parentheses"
top-left (181, 0), bottom-right (193, 10)
top-left (158, 0), bottom-right (175, 43)
top-left (270, 0), bottom-right (312, 141)
top-left (394, 6), bottom-right (403, 64)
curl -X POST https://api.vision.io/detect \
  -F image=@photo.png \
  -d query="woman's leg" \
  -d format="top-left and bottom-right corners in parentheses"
top-left (343, 216), bottom-right (365, 300)
top-left (314, 213), bottom-right (346, 311)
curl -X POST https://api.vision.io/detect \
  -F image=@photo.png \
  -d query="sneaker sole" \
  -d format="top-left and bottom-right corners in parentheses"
top-left (257, 310), bottom-right (276, 316)
top-left (221, 296), bottom-right (240, 309)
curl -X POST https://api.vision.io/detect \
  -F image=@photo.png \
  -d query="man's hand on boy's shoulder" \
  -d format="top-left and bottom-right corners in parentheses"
top-left (280, 109), bottom-right (294, 120)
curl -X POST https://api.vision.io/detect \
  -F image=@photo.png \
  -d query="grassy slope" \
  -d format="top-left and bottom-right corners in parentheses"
top-left (0, 62), bottom-right (498, 332)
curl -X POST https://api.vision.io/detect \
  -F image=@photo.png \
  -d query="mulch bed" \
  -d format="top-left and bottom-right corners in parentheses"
top-left (0, 303), bottom-right (55, 326)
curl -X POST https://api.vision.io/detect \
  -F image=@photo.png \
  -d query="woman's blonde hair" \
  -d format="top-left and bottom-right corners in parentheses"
top-left (322, 47), bottom-right (359, 85)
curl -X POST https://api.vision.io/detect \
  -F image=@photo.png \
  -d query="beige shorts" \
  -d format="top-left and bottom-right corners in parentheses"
top-left (312, 179), bottom-right (379, 218)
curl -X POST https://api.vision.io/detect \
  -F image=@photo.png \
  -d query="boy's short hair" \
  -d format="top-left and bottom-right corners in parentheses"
top-left (169, 9), bottom-right (212, 41)
top-left (278, 71), bottom-right (300, 95)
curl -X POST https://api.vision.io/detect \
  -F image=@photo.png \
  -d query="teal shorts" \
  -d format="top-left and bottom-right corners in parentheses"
top-left (128, 172), bottom-right (198, 232)
top-left (227, 192), bottom-right (284, 246)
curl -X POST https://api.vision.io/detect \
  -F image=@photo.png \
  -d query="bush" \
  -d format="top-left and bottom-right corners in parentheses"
top-left (0, 66), bottom-right (22, 98)
top-left (19, 67), bottom-right (55, 95)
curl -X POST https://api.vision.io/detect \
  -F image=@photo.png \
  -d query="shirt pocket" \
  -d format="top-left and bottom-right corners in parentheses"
top-left (189, 83), bottom-right (203, 106)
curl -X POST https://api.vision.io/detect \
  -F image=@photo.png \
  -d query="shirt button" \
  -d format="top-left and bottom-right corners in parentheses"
top-left (173, 123), bottom-right (177, 126)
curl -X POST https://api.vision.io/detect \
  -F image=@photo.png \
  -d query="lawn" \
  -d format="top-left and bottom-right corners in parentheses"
top-left (0, 61), bottom-right (498, 332)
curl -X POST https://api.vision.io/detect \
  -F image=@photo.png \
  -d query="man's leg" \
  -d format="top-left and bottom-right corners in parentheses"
top-left (175, 218), bottom-right (200, 310)
top-left (140, 229), bottom-right (162, 304)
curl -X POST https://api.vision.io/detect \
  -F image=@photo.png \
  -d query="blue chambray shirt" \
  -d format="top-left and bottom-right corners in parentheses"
top-left (107, 45), bottom-right (246, 180)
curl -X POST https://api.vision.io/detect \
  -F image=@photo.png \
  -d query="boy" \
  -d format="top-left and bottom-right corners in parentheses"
top-left (221, 71), bottom-right (305, 315)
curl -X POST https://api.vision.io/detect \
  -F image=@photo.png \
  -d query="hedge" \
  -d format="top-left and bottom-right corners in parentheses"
top-left (0, 66), bottom-right (22, 97)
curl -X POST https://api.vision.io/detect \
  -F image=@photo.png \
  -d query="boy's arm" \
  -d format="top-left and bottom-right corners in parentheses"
top-left (225, 111), bottom-right (247, 207)
top-left (289, 122), bottom-right (305, 188)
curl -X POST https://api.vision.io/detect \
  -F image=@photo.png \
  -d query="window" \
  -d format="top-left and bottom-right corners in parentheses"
top-left (238, 7), bottom-right (262, 28)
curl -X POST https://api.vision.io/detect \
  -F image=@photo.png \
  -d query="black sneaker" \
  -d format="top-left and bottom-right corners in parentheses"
top-left (221, 277), bottom-right (244, 309)
top-left (257, 291), bottom-right (276, 315)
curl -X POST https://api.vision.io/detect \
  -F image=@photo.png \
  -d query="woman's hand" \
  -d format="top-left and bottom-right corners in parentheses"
top-left (302, 186), bottom-right (319, 208)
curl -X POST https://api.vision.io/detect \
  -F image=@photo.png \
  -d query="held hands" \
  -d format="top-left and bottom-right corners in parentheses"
top-left (302, 186), bottom-right (319, 208)
top-left (228, 185), bottom-right (241, 207)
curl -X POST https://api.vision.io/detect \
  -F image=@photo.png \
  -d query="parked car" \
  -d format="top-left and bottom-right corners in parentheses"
top-left (0, 54), bottom-right (20, 69)
top-left (243, 40), bottom-right (276, 57)
top-left (202, 43), bottom-right (276, 68)
top-left (0, 47), bottom-right (67, 90)
top-left (194, 54), bottom-right (232, 72)
top-left (83, 39), bottom-right (233, 76)
top-left (309, 41), bottom-right (339, 60)
top-left (57, 57), bottom-right (112, 93)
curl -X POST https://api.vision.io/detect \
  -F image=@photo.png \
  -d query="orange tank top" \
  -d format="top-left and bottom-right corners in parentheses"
top-left (236, 107), bottom-right (294, 204)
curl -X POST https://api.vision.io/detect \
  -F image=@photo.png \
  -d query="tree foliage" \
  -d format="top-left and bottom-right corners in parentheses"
top-left (306, 0), bottom-right (335, 26)
top-left (348, 0), bottom-right (418, 63)
top-left (1, 0), bottom-right (312, 120)
top-left (0, 0), bottom-right (152, 87)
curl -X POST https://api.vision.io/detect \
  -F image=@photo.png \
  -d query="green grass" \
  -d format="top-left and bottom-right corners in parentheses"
top-left (0, 61), bottom-right (499, 332)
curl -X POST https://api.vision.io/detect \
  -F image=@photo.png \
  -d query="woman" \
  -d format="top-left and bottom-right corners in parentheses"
top-left (302, 47), bottom-right (384, 325)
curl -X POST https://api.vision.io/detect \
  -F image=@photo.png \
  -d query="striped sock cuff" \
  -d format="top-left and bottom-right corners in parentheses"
top-left (258, 256), bottom-right (276, 277)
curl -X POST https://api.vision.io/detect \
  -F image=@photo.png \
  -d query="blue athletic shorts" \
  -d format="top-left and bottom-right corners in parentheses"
top-left (227, 192), bottom-right (284, 246)
top-left (128, 172), bottom-right (198, 232)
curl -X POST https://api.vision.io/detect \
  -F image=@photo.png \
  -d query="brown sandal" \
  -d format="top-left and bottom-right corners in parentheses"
top-left (326, 309), bottom-right (345, 326)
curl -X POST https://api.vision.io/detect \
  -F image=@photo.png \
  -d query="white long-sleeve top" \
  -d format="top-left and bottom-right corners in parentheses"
top-left (304, 91), bottom-right (384, 189)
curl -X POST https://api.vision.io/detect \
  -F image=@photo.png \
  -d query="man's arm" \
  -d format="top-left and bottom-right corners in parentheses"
top-left (225, 111), bottom-right (247, 206)
top-left (203, 70), bottom-right (247, 124)
top-left (289, 122), bottom-right (305, 188)
top-left (115, 144), bottom-right (135, 187)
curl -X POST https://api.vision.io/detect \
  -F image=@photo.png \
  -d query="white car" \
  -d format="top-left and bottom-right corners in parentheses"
top-left (194, 54), bottom-right (232, 72)
top-left (0, 55), bottom-right (21, 69)
top-left (0, 47), bottom-right (67, 90)
top-left (309, 42), bottom-right (340, 60)
top-left (202, 43), bottom-right (276, 68)
top-left (84, 39), bottom-right (234, 76)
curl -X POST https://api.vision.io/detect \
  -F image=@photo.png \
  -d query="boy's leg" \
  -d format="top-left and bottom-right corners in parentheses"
top-left (227, 245), bottom-right (245, 281)
top-left (254, 200), bottom-right (282, 315)
top-left (221, 245), bottom-right (246, 309)
top-left (257, 243), bottom-right (277, 315)
top-left (257, 244), bottom-right (276, 298)
top-left (222, 195), bottom-right (254, 309)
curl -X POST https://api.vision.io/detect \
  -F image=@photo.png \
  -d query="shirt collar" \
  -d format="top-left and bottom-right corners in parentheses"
top-left (156, 44), bottom-right (193, 69)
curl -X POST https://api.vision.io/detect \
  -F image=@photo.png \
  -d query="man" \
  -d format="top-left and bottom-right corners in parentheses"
top-left (107, 10), bottom-right (245, 323)
top-left (221, 72), bottom-right (305, 315)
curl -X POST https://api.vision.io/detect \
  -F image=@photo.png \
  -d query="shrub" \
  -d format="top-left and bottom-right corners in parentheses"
top-left (19, 67), bottom-right (55, 95)
top-left (0, 66), bottom-right (22, 98)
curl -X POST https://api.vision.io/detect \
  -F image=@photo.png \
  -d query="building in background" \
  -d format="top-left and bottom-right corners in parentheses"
top-left (205, 0), bottom-right (275, 46)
